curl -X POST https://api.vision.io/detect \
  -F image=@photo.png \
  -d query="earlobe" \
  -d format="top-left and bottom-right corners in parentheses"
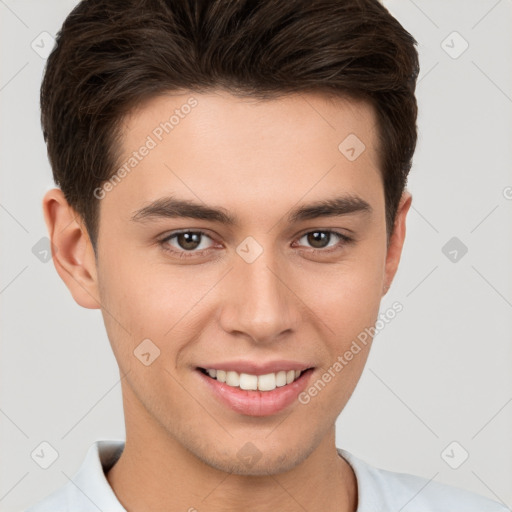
top-left (382, 190), bottom-right (412, 296)
top-left (42, 188), bottom-right (101, 309)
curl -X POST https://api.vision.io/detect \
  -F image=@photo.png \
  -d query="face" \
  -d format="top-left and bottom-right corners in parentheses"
top-left (46, 90), bottom-right (410, 476)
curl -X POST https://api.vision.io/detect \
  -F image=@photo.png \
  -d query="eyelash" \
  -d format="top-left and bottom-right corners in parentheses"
top-left (158, 229), bottom-right (354, 259)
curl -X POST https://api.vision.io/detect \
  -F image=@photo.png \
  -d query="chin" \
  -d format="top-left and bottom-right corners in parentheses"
top-left (191, 442), bottom-right (314, 476)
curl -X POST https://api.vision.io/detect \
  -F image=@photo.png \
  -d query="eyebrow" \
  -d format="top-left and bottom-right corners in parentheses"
top-left (130, 194), bottom-right (372, 226)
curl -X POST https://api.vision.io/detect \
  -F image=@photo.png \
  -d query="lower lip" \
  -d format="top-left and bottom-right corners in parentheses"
top-left (197, 369), bottom-right (313, 417)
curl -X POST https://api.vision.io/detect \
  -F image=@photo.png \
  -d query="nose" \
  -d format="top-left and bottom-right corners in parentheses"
top-left (218, 247), bottom-right (301, 344)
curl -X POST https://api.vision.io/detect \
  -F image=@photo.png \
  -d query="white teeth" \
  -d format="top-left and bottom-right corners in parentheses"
top-left (239, 373), bottom-right (258, 390)
top-left (204, 368), bottom-right (304, 391)
top-left (276, 370), bottom-right (287, 387)
top-left (226, 371), bottom-right (240, 387)
top-left (258, 373), bottom-right (276, 391)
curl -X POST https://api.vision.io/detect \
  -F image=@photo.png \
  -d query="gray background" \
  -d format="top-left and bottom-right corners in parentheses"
top-left (1, 0), bottom-right (511, 510)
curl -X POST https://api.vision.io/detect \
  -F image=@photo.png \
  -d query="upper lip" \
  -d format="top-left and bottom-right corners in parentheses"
top-left (197, 360), bottom-right (314, 375)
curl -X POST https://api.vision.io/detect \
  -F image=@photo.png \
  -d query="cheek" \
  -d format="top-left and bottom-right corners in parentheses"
top-left (96, 249), bottom-right (165, 367)
top-left (97, 250), bottom-right (218, 363)
top-left (302, 249), bottom-right (386, 337)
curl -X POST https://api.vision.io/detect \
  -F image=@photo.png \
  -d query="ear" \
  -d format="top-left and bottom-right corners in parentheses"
top-left (382, 190), bottom-right (412, 296)
top-left (42, 188), bottom-right (101, 309)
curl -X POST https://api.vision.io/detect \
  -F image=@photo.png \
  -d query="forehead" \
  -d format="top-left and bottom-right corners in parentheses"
top-left (122, 89), bottom-right (378, 149)
top-left (102, 89), bottom-right (383, 226)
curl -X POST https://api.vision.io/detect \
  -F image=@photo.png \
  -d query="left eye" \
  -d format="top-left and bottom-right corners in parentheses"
top-left (296, 230), bottom-right (347, 250)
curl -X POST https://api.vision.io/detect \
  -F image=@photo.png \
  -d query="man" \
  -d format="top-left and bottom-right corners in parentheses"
top-left (27, 0), bottom-right (507, 510)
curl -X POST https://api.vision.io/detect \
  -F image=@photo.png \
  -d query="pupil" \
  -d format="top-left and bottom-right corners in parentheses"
top-left (308, 231), bottom-right (329, 249)
top-left (178, 232), bottom-right (201, 250)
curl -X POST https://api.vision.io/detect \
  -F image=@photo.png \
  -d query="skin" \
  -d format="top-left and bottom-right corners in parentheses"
top-left (42, 90), bottom-right (411, 512)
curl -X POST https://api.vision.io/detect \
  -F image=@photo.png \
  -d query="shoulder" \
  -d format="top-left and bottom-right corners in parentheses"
top-left (25, 479), bottom-right (85, 512)
top-left (25, 439), bottom-right (125, 512)
top-left (338, 449), bottom-right (509, 512)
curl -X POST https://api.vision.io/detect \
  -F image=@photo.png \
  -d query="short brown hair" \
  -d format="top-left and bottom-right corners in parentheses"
top-left (40, 0), bottom-right (419, 253)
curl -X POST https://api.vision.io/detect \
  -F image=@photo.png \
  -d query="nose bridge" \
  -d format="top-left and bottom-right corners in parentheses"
top-left (219, 242), bottom-right (299, 342)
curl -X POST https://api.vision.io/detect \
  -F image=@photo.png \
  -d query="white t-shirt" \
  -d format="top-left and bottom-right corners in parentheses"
top-left (25, 439), bottom-right (508, 512)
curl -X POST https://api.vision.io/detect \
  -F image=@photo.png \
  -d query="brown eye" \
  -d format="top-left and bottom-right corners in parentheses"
top-left (160, 230), bottom-right (215, 257)
top-left (297, 230), bottom-right (351, 251)
top-left (175, 232), bottom-right (203, 251)
top-left (306, 231), bottom-right (331, 249)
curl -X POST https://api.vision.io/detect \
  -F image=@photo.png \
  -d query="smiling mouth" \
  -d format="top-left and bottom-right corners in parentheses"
top-left (197, 367), bottom-right (313, 392)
